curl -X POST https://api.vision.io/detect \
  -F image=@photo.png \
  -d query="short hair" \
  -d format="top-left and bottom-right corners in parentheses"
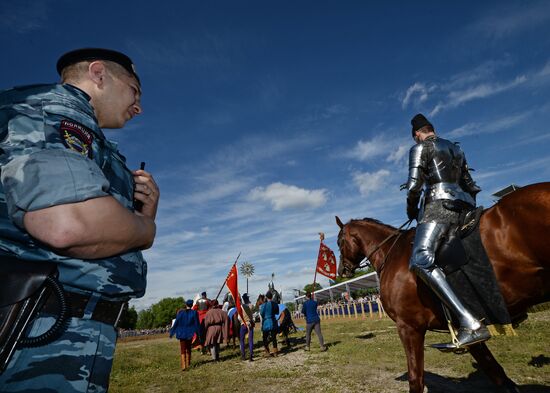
top-left (265, 291), bottom-right (273, 300)
top-left (306, 291), bottom-right (312, 299)
top-left (60, 60), bottom-right (132, 84)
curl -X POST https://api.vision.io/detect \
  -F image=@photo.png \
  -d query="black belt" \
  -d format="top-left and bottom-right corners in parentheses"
top-left (42, 291), bottom-right (127, 327)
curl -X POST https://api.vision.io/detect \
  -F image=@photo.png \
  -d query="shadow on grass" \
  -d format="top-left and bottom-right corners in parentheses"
top-left (356, 333), bottom-right (375, 340)
top-left (275, 337), bottom-right (342, 355)
top-left (528, 354), bottom-right (550, 368)
top-left (395, 368), bottom-right (550, 393)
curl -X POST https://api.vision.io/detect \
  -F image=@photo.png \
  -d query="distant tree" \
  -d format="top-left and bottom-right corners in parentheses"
top-left (136, 309), bottom-right (154, 329)
top-left (118, 306), bottom-right (138, 329)
top-left (151, 297), bottom-right (185, 327)
top-left (135, 297), bottom-right (185, 329)
top-left (284, 302), bottom-right (296, 312)
top-left (303, 283), bottom-right (323, 293)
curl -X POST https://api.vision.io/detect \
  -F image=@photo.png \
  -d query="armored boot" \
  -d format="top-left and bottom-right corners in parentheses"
top-left (411, 222), bottom-right (491, 349)
top-left (416, 267), bottom-right (491, 349)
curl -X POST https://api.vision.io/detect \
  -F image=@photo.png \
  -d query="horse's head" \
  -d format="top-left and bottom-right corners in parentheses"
top-left (336, 216), bottom-right (365, 278)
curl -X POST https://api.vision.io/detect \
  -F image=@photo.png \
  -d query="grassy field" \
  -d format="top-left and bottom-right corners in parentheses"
top-left (110, 310), bottom-right (550, 393)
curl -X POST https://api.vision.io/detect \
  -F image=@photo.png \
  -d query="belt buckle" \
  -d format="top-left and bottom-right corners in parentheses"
top-left (113, 302), bottom-right (128, 328)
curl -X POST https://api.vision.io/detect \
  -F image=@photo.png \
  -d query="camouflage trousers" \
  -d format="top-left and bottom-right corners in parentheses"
top-left (0, 316), bottom-right (116, 392)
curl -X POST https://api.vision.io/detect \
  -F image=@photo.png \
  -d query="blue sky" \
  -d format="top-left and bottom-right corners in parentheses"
top-left (1, 1), bottom-right (549, 310)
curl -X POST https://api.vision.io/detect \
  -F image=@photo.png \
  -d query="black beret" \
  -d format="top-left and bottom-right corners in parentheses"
top-left (56, 48), bottom-right (140, 84)
top-left (411, 113), bottom-right (433, 136)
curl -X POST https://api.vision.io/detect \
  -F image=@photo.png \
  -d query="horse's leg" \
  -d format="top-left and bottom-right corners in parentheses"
top-left (396, 322), bottom-right (426, 393)
top-left (469, 343), bottom-right (520, 393)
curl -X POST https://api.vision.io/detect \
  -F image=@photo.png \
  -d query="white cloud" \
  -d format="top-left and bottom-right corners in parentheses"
top-left (401, 82), bottom-right (430, 109)
top-left (249, 182), bottom-right (328, 210)
top-left (348, 136), bottom-right (410, 164)
top-left (387, 143), bottom-right (410, 164)
top-left (349, 136), bottom-right (388, 160)
top-left (352, 169), bottom-right (391, 197)
top-left (429, 75), bottom-right (527, 116)
top-left (445, 111), bottom-right (531, 138)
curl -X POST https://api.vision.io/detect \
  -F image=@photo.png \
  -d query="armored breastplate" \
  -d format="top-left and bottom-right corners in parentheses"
top-left (424, 138), bottom-right (475, 206)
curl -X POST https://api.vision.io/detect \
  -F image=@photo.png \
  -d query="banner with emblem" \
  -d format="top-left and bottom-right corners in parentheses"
top-left (316, 242), bottom-right (337, 279)
top-left (225, 263), bottom-right (246, 325)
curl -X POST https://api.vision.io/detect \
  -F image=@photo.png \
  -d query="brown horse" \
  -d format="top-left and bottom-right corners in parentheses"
top-left (336, 182), bottom-right (550, 393)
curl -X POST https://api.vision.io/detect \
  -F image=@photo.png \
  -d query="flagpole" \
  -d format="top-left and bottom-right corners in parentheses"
top-left (215, 252), bottom-right (241, 301)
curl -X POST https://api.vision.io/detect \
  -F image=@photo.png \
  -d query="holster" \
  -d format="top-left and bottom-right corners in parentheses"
top-left (0, 256), bottom-right (67, 374)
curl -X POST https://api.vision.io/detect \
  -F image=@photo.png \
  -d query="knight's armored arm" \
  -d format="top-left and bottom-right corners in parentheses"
top-left (459, 160), bottom-right (481, 200)
top-left (406, 144), bottom-right (425, 219)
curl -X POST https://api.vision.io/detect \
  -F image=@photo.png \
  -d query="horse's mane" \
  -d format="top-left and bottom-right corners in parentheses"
top-left (347, 217), bottom-right (398, 232)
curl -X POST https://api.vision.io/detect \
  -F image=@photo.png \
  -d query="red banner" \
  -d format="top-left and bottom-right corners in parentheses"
top-left (226, 264), bottom-right (245, 324)
top-left (316, 242), bottom-right (337, 279)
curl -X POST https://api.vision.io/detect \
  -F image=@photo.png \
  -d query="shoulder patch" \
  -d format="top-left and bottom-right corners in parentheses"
top-left (59, 120), bottom-right (94, 158)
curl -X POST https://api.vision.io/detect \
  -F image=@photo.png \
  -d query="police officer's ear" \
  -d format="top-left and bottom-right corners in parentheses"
top-left (88, 61), bottom-right (108, 87)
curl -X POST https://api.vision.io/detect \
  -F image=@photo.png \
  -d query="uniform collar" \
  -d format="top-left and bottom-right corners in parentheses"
top-left (60, 83), bottom-right (105, 139)
top-left (62, 83), bottom-right (92, 102)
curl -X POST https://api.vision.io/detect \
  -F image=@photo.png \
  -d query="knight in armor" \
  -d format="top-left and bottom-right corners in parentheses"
top-left (193, 292), bottom-right (211, 353)
top-left (406, 113), bottom-right (490, 349)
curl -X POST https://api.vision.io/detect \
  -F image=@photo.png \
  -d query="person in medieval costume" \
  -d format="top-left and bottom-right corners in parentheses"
top-left (406, 113), bottom-right (490, 349)
top-left (169, 299), bottom-right (200, 371)
top-left (237, 293), bottom-right (255, 361)
top-left (193, 291), bottom-right (211, 353)
top-left (203, 300), bottom-right (229, 361)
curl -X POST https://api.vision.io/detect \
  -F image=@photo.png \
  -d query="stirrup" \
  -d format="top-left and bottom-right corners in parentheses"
top-left (429, 305), bottom-right (468, 354)
top-left (429, 306), bottom-right (489, 353)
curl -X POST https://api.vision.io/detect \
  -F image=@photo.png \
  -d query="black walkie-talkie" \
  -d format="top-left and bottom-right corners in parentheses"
top-left (133, 162), bottom-right (146, 212)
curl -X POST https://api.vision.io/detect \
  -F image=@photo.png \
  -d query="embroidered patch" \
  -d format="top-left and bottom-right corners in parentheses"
top-left (59, 120), bottom-right (93, 158)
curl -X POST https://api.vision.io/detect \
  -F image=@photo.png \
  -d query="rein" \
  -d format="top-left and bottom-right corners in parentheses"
top-left (358, 219), bottom-right (413, 275)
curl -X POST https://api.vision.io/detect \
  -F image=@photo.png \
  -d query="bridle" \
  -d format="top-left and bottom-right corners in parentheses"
top-left (357, 219), bottom-right (413, 275)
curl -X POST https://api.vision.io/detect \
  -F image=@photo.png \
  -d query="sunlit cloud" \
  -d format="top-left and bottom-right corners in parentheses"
top-left (352, 169), bottom-right (391, 197)
top-left (249, 182), bottom-right (328, 210)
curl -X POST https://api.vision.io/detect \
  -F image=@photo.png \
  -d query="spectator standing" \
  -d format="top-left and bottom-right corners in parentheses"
top-left (278, 306), bottom-right (297, 349)
top-left (203, 300), bottom-right (229, 361)
top-left (301, 291), bottom-right (327, 352)
top-left (260, 292), bottom-right (279, 357)
top-left (169, 300), bottom-right (200, 371)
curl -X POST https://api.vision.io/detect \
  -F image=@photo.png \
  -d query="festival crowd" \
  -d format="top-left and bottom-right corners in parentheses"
top-left (166, 289), bottom-right (304, 371)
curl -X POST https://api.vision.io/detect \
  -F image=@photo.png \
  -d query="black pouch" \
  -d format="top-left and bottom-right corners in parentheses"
top-left (436, 229), bottom-right (468, 275)
top-left (0, 256), bottom-right (68, 374)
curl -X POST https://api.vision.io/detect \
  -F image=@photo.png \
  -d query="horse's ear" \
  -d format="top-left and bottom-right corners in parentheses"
top-left (335, 216), bottom-right (344, 229)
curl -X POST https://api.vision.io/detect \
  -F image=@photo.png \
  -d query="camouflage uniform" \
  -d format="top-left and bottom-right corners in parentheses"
top-left (0, 83), bottom-right (147, 392)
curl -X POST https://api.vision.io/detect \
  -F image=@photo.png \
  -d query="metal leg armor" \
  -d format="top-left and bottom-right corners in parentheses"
top-left (410, 222), bottom-right (491, 348)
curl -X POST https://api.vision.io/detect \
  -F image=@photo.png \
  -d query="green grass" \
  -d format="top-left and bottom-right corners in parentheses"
top-left (110, 311), bottom-right (550, 393)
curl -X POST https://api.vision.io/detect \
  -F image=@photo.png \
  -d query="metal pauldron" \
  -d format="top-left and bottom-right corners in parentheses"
top-left (425, 182), bottom-right (475, 206)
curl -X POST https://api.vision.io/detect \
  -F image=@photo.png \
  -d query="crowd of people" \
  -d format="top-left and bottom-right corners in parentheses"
top-left (168, 290), bottom-right (303, 371)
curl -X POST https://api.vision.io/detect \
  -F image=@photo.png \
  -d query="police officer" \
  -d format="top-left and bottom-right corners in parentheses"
top-left (0, 48), bottom-right (159, 391)
top-left (406, 113), bottom-right (490, 349)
